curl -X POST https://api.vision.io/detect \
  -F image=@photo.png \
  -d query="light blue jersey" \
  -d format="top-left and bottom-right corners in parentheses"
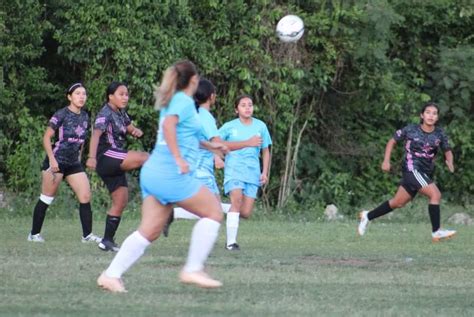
top-left (195, 107), bottom-right (219, 177)
top-left (141, 91), bottom-right (202, 204)
top-left (219, 117), bottom-right (272, 186)
top-left (147, 91), bottom-right (201, 172)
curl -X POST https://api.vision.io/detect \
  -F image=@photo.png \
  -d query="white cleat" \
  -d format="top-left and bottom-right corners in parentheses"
top-left (432, 229), bottom-right (456, 242)
top-left (179, 270), bottom-right (222, 288)
top-left (357, 211), bottom-right (369, 236)
top-left (97, 272), bottom-right (127, 293)
top-left (27, 233), bottom-right (45, 242)
top-left (81, 233), bottom-right (102, 244)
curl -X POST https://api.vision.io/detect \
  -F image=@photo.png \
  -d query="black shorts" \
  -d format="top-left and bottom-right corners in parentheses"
top-left (42, 157), bottom-right (84, 178)
top-left (399, 170), bottom-right (433, 197)
top-left (96, 149), bottom-right (128, 193)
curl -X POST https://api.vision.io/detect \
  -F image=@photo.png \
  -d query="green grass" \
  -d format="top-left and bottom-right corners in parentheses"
top-left (1, 217), bottom-right (474, 316)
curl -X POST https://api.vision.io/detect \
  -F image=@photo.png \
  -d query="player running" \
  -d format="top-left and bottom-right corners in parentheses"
top-left (358, 102), bottom-right (456, 242)
top-left (219, 95), bottom-right (272, 250)
top-left (97, 60), bottom-right (227, 292)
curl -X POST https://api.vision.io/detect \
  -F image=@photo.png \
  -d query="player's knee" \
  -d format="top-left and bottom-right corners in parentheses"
top-left (240, 210), bottom-right (252, 219)
top-left (110, 201), bottom-right (127, 215)
top-left (231, 198), bottom-right (243, 211)
top-left (139, 152), bottom-right (149, 164)
top-left (213, 211), bottom-right (223, 223)
top-left (138, 225), bottom-right (158, 242)
top-left (431, 191), bottom-right (441, 203)
top-left (389, 200), bottom-right (405, 209)
top-left (77, 192), bottom-right (91, 203)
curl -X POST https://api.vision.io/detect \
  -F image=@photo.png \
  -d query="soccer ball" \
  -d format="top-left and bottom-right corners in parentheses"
top-left (276, 15), bottom-right (304, 43)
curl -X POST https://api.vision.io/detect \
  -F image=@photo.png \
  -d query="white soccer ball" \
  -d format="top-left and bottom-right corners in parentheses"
top-left (276, 15), bottom-right (304, 43)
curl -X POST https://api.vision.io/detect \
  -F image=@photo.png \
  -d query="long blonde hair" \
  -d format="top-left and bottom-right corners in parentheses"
top-left (154, 60), bottom-right (197, 110)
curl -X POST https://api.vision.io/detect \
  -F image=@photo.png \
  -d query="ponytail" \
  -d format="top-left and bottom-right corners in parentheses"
top-left (154, 66), bottom-right (178, 110)
top-left (154, 60), bottom-right (198, 110)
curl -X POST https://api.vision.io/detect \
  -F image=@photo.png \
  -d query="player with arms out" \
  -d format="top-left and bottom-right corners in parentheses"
top-left (358, 102), bottom-right (456, 242)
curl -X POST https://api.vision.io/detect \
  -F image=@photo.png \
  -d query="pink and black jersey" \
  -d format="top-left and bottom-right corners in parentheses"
top-left (393, 124), bottom-right (451, 175)
top-left (48, 107), bottom-right (89, 165)
top-left (94, 104), bottom-right (131, 158)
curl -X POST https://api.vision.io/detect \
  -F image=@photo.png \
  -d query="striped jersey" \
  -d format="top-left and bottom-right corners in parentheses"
top-left (94, 104), bottom-right (131, 157)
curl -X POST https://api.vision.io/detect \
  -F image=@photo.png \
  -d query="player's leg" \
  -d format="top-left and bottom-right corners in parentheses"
top-left (66, 171), bottom-right (101, 243)
top-left (226, 182), bottom-right (258, 249)
top-left (225, 185), bottom-right (244, 250)
top-left (239, 185), bottom-right (258, 219)
top-left (98, 196), bottom-right (172, 293)
top-left (176, 186), bottom-right (223, 288)
top-left (119, 150), bottom-right (149, 171)
top-left (29, 169), bottom-right (63, 242)
top-left (419, 183), bottom-right (456, 241)
top-left (96, 155), bottom-right (129, 251)
top-left (358, 186), bottom-right (412, 236)
top-left (99, 185), bottom-right (128, 251)
top-left (171, 176), bottom-right (224, 220)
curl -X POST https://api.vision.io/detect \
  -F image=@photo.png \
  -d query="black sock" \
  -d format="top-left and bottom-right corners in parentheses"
top-left (103, 215), bottom-right (121, 241)
top-left (367, 200), bottom-right (393, 221)
top-left (31, 199), bottom-right (49, 235)
top-left (79, 203), bottom-right (93, 238)
top-left (428, 204), bottom-right (440, 232)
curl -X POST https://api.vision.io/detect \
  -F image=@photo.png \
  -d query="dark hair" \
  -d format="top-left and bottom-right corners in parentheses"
top-left (106, 81), bottom-right (128, 102)
top-left (234, 94), bottom-right (253, 109)
top-left (194, 78), bottom-right (216, 111)
top-left (154, 60), bottom-right (198, 109)
top-left (420, 102), bottom-right (440, 124)
top-left (66, 83), bottom-right (85, 96)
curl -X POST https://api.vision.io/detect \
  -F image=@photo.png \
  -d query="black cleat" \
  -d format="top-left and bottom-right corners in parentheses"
top-left (98, 239), bottom-right (120, 252)
top-left (162, 213), bottom-right (174, 238)
top-left (225, 243), bottom-right (240, 251)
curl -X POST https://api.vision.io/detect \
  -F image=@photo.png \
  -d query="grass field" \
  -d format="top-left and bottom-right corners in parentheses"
top-left (1, 217), bottom-right (474, 316)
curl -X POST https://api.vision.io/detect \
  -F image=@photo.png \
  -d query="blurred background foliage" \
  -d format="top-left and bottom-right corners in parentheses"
top-left (1, 0), bottom-right (473, 217)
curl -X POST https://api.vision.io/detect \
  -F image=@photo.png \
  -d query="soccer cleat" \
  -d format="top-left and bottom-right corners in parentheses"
top-left (97, 272), bottom-right (127, 293)
top-left (179, 270), bottom-right (222, 288)
top-left (81, 233), bottom-right (102, 244)
top-left (432, 229), bottom-right (456, 242)
top-left (357, 210), bottom-right (369, 236)
top-left (98, 239), bottom-right (120, 252)
top-left (27, 233), bottom-right (45, 242)
top-left (162, 213), bottom-right (174, 238)
top-left (225, 243), bottom-right (240, 251)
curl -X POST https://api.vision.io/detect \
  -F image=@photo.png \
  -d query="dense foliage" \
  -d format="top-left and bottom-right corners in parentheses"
top-left (1, 0), bottom-right (473, 214)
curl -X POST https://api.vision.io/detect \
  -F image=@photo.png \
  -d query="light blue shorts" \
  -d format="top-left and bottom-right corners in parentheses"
top-left (224, 179), bottom-right (259, 199)
top-left (140, 165), bottom-right (201, 205)
top-left (196, 175), bottom-right (220, 195)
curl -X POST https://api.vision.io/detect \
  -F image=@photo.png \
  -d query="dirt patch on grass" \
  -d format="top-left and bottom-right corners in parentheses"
top-left (299, 255), bottom-right (401, 267)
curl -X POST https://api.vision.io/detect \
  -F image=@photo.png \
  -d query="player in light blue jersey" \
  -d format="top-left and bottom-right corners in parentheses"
top-left (219, 95), bottom-right (272, 250)
top-left (97, 61), bottom-right (227, 292)
top-left (194, 78), bottom-right (221, 195)
top-left (162, 78), bottom-right (222, 234)
top-left (168, 79), bottom-right (264, 230)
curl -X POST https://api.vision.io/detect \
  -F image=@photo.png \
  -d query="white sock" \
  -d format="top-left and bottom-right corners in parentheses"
top-left (105, 231), bottom-right (151, 278)
top-left (221, 203), bottom-right (231, 213)
top-left (183, 218), bottom-right (220, 273)
top-left (173, 207), bottom-right (200, 220)
top-left (226, 212), bottom-right (240, 246)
